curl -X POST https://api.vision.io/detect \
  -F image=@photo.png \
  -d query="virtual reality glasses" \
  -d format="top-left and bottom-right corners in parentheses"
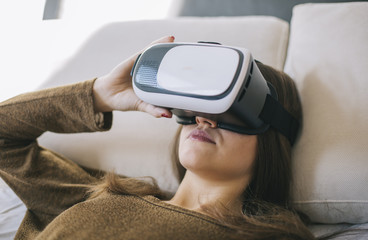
top-left (131, 42), bottom-right (299, 145)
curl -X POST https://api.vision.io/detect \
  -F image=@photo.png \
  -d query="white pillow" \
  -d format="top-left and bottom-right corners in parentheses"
top-left (37, 16), bottom-right (290, 193)
top-left (284, 2), bottom-right (368, 224)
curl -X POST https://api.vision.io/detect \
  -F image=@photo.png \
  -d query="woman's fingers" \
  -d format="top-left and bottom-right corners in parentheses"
top-left (149, 35), bottom-right (175, 46)
top-left (136, 100), bottom-right (172, 118)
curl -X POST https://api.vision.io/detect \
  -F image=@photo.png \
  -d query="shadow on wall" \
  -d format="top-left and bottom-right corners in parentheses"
top-left (174, 0), bottom-right (368, 23)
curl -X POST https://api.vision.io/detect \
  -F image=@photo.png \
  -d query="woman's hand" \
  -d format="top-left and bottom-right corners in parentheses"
top-left (92, 36), bottom-right (174, 118)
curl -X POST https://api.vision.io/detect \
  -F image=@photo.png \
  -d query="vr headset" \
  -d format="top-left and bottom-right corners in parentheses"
top-left (131, 42), bottom-right (299, 145)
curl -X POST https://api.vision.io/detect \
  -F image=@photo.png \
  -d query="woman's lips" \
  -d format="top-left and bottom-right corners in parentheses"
top-left (188, 129), bottom-right (216, 144)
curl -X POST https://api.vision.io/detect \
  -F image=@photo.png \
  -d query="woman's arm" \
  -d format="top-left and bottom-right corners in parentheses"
top-left (0, 79), bottom-right (112, 225)
top-left (0, 36), bottom-right (174, 226)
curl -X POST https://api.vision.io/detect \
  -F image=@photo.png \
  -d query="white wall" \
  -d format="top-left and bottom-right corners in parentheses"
top-left (0, 0), bottom-right (173, 102)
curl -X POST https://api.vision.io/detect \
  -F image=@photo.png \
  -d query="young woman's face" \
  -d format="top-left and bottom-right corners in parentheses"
top-left (179, 117), bottom-right (258, 182)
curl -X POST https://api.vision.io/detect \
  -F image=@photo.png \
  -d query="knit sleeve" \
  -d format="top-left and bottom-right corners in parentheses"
top-left (0, 79), bottom-right (112, 227)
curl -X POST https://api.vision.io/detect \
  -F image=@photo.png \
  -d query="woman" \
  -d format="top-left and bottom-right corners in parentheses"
top-left (0, 36), bottom-right (315, 239)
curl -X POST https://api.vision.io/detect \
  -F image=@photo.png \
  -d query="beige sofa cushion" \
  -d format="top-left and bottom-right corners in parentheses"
top-left (284, 2), bottom-right (368, 224)
top-left (36, 16), bottom-right (290, 194)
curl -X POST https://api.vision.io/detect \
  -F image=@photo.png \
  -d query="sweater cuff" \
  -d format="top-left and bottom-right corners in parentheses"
top-left (94, 112), bottom-right (112, 130)
top-left (87, 79), bottom-right (113, 131)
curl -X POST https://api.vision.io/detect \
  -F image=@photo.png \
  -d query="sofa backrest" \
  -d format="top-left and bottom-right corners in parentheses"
top-left (284, 2), bottom-right (368, 224)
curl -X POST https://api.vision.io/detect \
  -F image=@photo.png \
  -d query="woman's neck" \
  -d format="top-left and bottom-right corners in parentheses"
top-left (165, 171), bottom-right (249, 214)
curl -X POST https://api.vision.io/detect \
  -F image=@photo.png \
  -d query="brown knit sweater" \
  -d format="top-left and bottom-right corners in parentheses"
top-left (0, 80), bottom-right (234, 240)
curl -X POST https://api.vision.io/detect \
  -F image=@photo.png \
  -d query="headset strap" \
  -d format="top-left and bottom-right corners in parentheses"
top-left (259, 94), bottom-right (299, 145)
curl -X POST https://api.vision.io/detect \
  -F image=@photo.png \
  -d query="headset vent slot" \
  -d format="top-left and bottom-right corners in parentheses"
top-left (245, 74), bottom-right (252, 88)
top-left (237, 89), bottom-right (246, 102)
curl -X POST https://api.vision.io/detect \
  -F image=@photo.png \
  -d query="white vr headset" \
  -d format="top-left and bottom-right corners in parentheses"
top-left (131, 42), bottom-right (299, 145)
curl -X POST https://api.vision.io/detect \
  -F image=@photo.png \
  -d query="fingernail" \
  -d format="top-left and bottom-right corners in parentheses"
top-left (161, 113), bottom-right (170, 118)
top-left (170, 36), bottom-right (175, 40)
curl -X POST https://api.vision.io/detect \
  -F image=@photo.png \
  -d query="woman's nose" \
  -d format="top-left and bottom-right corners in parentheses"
top-left (195, 116), bottom-right (218, 128)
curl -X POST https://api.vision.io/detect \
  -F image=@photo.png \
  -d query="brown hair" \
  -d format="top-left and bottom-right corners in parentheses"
top-left (245, 61), bottom-right (302, 208)
top-left (89, 62), bottom-right (316, 239)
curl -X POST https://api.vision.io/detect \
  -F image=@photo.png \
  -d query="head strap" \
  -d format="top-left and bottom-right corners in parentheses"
top-left (259, 94), bottom-right (299, 145)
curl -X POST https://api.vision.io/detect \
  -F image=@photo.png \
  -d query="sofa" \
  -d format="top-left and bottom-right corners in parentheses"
top-left (0, 2), bottom-right (367, 239)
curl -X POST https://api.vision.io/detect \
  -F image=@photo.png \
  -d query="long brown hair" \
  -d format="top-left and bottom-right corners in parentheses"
top-left (244, 61), bottom-right (302, 208)
top-left (89, 62), bottom-right (316, 239)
